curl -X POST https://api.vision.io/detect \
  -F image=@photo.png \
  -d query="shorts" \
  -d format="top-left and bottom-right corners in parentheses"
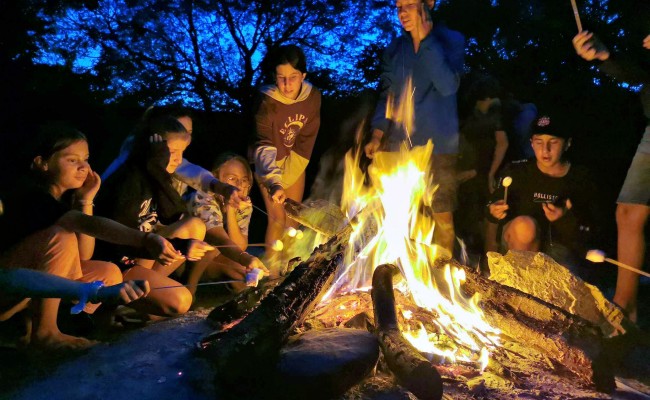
top-left (617, 126), bottom-right (650, 206)
top-left (430, 154), bottom-right (458, 213)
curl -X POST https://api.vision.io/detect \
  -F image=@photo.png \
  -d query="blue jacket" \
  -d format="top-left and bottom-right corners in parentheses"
top-left (372, 25), bottom-right (464, 154)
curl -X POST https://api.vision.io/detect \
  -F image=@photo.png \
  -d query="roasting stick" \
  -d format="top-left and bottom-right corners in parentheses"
top-left (586, 250), bottom-right (650, 279)
top-left (570, 0), bottom-right (583, 32)
top-left (502, 176), bottom-right (512, 204)
top-left (152, 268), bottom-right (269, 290)
top-left (252, 204), bottom-right (304, 240)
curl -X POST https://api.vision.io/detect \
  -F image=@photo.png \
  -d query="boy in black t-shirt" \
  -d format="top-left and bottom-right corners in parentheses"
top-left (487, 114), bottom-right (597, 269)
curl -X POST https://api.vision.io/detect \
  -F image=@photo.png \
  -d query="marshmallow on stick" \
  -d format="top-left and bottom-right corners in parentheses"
top-left (502, 176), bottom-right (513, 204)
top-left (586, 249), bottom-right (650, 278)
top-left (271, 239), bottom-right (284, 251)
top-left (245, 268), bottom-right (264, 287)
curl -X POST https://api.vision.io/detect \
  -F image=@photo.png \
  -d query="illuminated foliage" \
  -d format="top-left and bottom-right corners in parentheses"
top-left (36, 0), bottom-right (396, 112)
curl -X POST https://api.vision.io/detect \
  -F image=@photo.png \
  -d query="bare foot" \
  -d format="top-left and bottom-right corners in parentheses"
top-left (31, 330), bottom-right (98, 351)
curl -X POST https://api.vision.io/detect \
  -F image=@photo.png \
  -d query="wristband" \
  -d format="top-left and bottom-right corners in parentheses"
top-left (71, 280), bottom-right (104, 314)
top-left (77, 199), bottom-right (94, 207)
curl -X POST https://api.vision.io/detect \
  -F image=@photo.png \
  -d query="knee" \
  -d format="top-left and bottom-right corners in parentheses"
top-left (163, 287), bottom-right (192, 316)
top-left (47, 225), bottom-right (79, 253)
top-left (42, 226), bottom-right (80, 276)
top-left (98, 262), bottom-right (123, 286)
top-left (616, 204), bottom-right (647, 231)
top-left (504, 216), bottom-right (538, 249)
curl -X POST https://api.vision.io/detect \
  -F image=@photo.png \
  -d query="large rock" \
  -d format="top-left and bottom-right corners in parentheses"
top-left (487, 251), bottom-right (630, 337)
top-left (273, 328), bottom-right (380, 400)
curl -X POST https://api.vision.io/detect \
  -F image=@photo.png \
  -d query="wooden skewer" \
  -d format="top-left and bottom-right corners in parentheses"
top-left (587, 250), bottom-right (650, 278)
top-left (604, 257), bottom-right (650, 279)
top-left (570, 0), bottom-right (583, 32)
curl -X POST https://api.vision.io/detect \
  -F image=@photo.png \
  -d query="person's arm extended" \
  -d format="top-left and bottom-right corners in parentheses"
top-left (488, 130), bottom-right (509, 193)
top-left (225, 207), bottom-right (248, 250)
top-left (0, 268), bottom-right (149, 305)
top-left (56, 210), bottom-right (182, 266)
top-left (173, 158), bottom-right (216, 193)
top-left (599, 58), bottom-right (650, 86)
top-left (253, 97), bottom-right (283, 190)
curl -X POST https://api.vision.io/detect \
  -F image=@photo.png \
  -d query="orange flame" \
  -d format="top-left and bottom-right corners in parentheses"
top-left (326, 134), bottom-right (500, 370)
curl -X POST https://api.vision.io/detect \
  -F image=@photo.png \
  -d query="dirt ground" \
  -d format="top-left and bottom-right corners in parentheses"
top-left (1, 280), bottom-right (649, 400)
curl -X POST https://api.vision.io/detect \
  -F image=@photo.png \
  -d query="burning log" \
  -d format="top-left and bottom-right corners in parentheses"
top-left (198, 226), bottom-right (351, 390)
top-left (439, 258), bottom-right (616, 392)
top-left (372, 263), bottom-right (444, 400)
top-left (204, 278), bottom-right (281, 330)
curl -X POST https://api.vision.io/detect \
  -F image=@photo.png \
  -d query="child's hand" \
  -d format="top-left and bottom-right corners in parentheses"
top-left (488, 200), bottom-right (508, 220)
top-left (364, 129), bottom-right (384, 159)
top-left (542, 199), bottom-right (572, 222)
top-left (145, 234), bottom-right (184, 266)
top-left (270, 184), bottom-right (286, 204)
top-left (147, 134), bottom-right (171, 170)
top-left (572, 31), bottom-right (609, 61)
top-left (76, 169), bottom-right (101, 203)
top-left (244, 255), bottom-right (270, 276)
top-left (213, 180), bottom-right (251, 210)
top-left (185, 240), bottom-right (215, 261)
top-left (92, 280), bottom-right (150, 305)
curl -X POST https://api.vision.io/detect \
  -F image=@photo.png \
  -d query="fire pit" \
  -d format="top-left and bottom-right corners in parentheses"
top-left (199, 141), bottom-right (648, 399)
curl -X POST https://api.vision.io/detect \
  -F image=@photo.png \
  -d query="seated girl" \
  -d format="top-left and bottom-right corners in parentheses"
top-left (102, 105), bottom-right (249, 209)
top-left (187, 153), bottom-right (268, 294)
top-left (0, 126), bottom-right (181, 350)
top-left (95, 116), bottom-right (213, 315)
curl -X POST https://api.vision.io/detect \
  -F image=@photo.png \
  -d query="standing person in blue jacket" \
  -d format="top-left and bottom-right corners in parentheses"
top-left (573, 26), bottom-right (650, 322)
top-left (364, 0), bottom-right (464, 256)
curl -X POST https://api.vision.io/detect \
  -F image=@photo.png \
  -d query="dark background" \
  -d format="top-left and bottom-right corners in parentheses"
top-left (1, 1), bottom-right (648, 280)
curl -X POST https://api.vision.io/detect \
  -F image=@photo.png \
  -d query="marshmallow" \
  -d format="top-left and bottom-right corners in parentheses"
top-left (586, 249), bottom-right (606, 263)
top-left (245, 268), bottom-right (264, 287)
top-left (286, 227), bottom-right (298, 237)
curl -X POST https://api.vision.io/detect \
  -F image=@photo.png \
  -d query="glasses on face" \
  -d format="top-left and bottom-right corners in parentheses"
top-left (224, 175), bottom-right (251, 190)
top-left (396, 2), bottom-right (420, 13)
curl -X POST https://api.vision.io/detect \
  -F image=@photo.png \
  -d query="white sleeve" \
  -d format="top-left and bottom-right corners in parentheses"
top-left (173, 158), bottom-right (216, 193)
top-left (254, 146), bottom-right (283, 188)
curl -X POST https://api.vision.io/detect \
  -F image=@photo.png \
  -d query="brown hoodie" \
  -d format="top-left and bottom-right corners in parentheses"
top-left (253, 81), bottom-right (321, 189)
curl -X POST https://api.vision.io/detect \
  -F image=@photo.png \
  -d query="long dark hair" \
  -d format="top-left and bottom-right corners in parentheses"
top-left (30, 123), bottom-right (87, 183)
top-left (128, 115), bottom-right (188, 167)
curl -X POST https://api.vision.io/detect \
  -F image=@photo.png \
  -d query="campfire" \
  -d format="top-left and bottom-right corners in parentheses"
top-left (197, 106), bottom-right (643, 399)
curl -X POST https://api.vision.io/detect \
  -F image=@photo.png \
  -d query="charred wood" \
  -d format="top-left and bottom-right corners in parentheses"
top-left (372, 263), bottom-right (444, 400)
top-left (199, 227), bottom-right (351, 390)
top-left (205, 278), bottom-right (280, 330)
